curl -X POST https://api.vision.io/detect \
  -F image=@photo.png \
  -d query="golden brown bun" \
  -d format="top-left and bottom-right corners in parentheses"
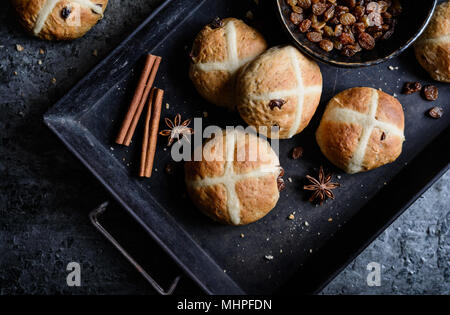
top-left (189, 18), bottom-right (268, 110)
top-left (185, 129), bottom-right (282, 226)
top-left (316, 87), bottom-right (405, 174)
top-left (237, 46), bottom-right (322, 139)
top-left (414, 1), bottom-right (450, 83)
top-left (12, 0), bottom-right (108, 40)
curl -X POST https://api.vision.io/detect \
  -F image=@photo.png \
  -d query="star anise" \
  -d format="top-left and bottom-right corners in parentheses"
top-left (159, 114), bottom-right (194, 146)
top-left (303, 166), bottom-right (340, 205)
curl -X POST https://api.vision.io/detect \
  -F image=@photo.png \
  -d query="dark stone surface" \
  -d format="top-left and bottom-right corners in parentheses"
top-left (0, 0), bottom-right (448, 295)
top-left (0, 0), bottom-right (201, 295)
top-left (322, 171), bottom-right (450, 295)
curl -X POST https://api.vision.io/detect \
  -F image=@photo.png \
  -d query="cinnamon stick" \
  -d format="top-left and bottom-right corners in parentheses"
top-left (139, 88), bottom-right (155, 177)
top-left (116, 54), bottom-right (162, 146)
top-left (123, 56), bottom-right (162, 146)
top-left (116, 54), bottom-right (155, 145)
top-left (142, 88), bottom-right (164, 178)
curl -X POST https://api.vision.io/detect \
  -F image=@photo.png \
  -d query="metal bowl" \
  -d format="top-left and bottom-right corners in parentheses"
top-left (276, 0), bottom-right (438, 68)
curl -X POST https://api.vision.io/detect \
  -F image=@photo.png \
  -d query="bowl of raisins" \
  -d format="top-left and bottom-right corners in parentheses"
top-left (277, 0), bottom-right (437, 67)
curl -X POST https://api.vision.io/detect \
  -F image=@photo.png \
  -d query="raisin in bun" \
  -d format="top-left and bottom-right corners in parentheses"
top-left (189, 18), bottom-right (268, 110)
top-left (11, 0), bottom-right (108, 40)
top-left (316, 87), bottom-right (405, 174)
top-left (237, 46), bottom-right (322, 139)
top-left (414, 1), bottom-right (450, 83)
top-left (185, 129), bottom-right (283, 226)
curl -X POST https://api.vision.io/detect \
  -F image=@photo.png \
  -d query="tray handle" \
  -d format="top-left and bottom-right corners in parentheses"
top-left (89, 202), bottom-right (181, 295)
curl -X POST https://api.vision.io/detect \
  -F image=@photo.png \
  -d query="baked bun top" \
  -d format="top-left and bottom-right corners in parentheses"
top-left (185, 129), bottom-right (282, 226)
top-left (237, 46), bottom-right (322, 139)
top-left (12, 0), bottom-right (108, 40)
top-left (189, 18), bottom-right (267, 109)
top-left (414, 1), bottom-right (450, 82)
top-left (316, 87), bottom-right (405, 174)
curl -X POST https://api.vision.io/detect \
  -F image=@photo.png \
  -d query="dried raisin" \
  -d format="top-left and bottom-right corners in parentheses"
top-left (210, 17), bottom-right (224, 29)
top-left (422, 85), bottom-right (439, 101)
top-left (299, 19), bottom-right (312, 32)
top-left (358, 32), bottom-right (375, 50)
top-left (268, 99), bottom-right (287, 110)
top-left (345, 0), bottom-right (356, 8)
top-left (307, 31), bottom-right (323, 42)
top-left (341, 46), bottom-right (357, 57)
top-left (278, 177), bottom-right (286, 192)
top-left (324, 5), bottom-right (336, 21)
top-left (353, 5), bottom-right (365, 18)
top-left (312, 2), bottom-right (327, 15)
top-left (402, 82), bottom-right (422, 95)
top-left (333, 39), bottom-right (343, 50)
top-left (367, 12), bottom-right (383, 26)
top-left (340, 13), bottom-right (356, 25)
top-left (291, 5), bottom-right (303, 14)
top-left (285, 0), bottom-right (401, 57)
top-left (428, 107), bottom-right (443, 119)
top-left (334, 24), bottom-right (343, 37)
top-left (61, 7), bottom-right (71, 19)
top-left (352, 22), bottom-right (366, 34)
top-left (320, 39), bottom-right (334, 51)
top-left (339, 32), bottom-right (355, 45)
top-left (290, 12), bottom-right (304, 25)
top-left (297, 0), bottom-right (311, 9)
top-left (323, 25), bottom-right (335, 37)
top-left (291, 147), bottom-right (304, 159)
top-left (312, 21), bottom-right (326, 30)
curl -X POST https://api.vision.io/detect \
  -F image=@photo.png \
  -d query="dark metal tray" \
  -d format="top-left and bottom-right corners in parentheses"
top-left (44, 0), bottom-right (450, 294)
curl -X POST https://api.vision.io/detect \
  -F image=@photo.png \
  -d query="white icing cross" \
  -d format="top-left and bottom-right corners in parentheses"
top-left (194, 20), bottom-right (254, 73)
top-left (246, 47), bottom-right (322, 138)
top-left (186, 131), bottom-right (280, 225)
top-left (33, 0), bottom-right (103, 36)
top-left (327, 90), bottom-right (404, 174)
